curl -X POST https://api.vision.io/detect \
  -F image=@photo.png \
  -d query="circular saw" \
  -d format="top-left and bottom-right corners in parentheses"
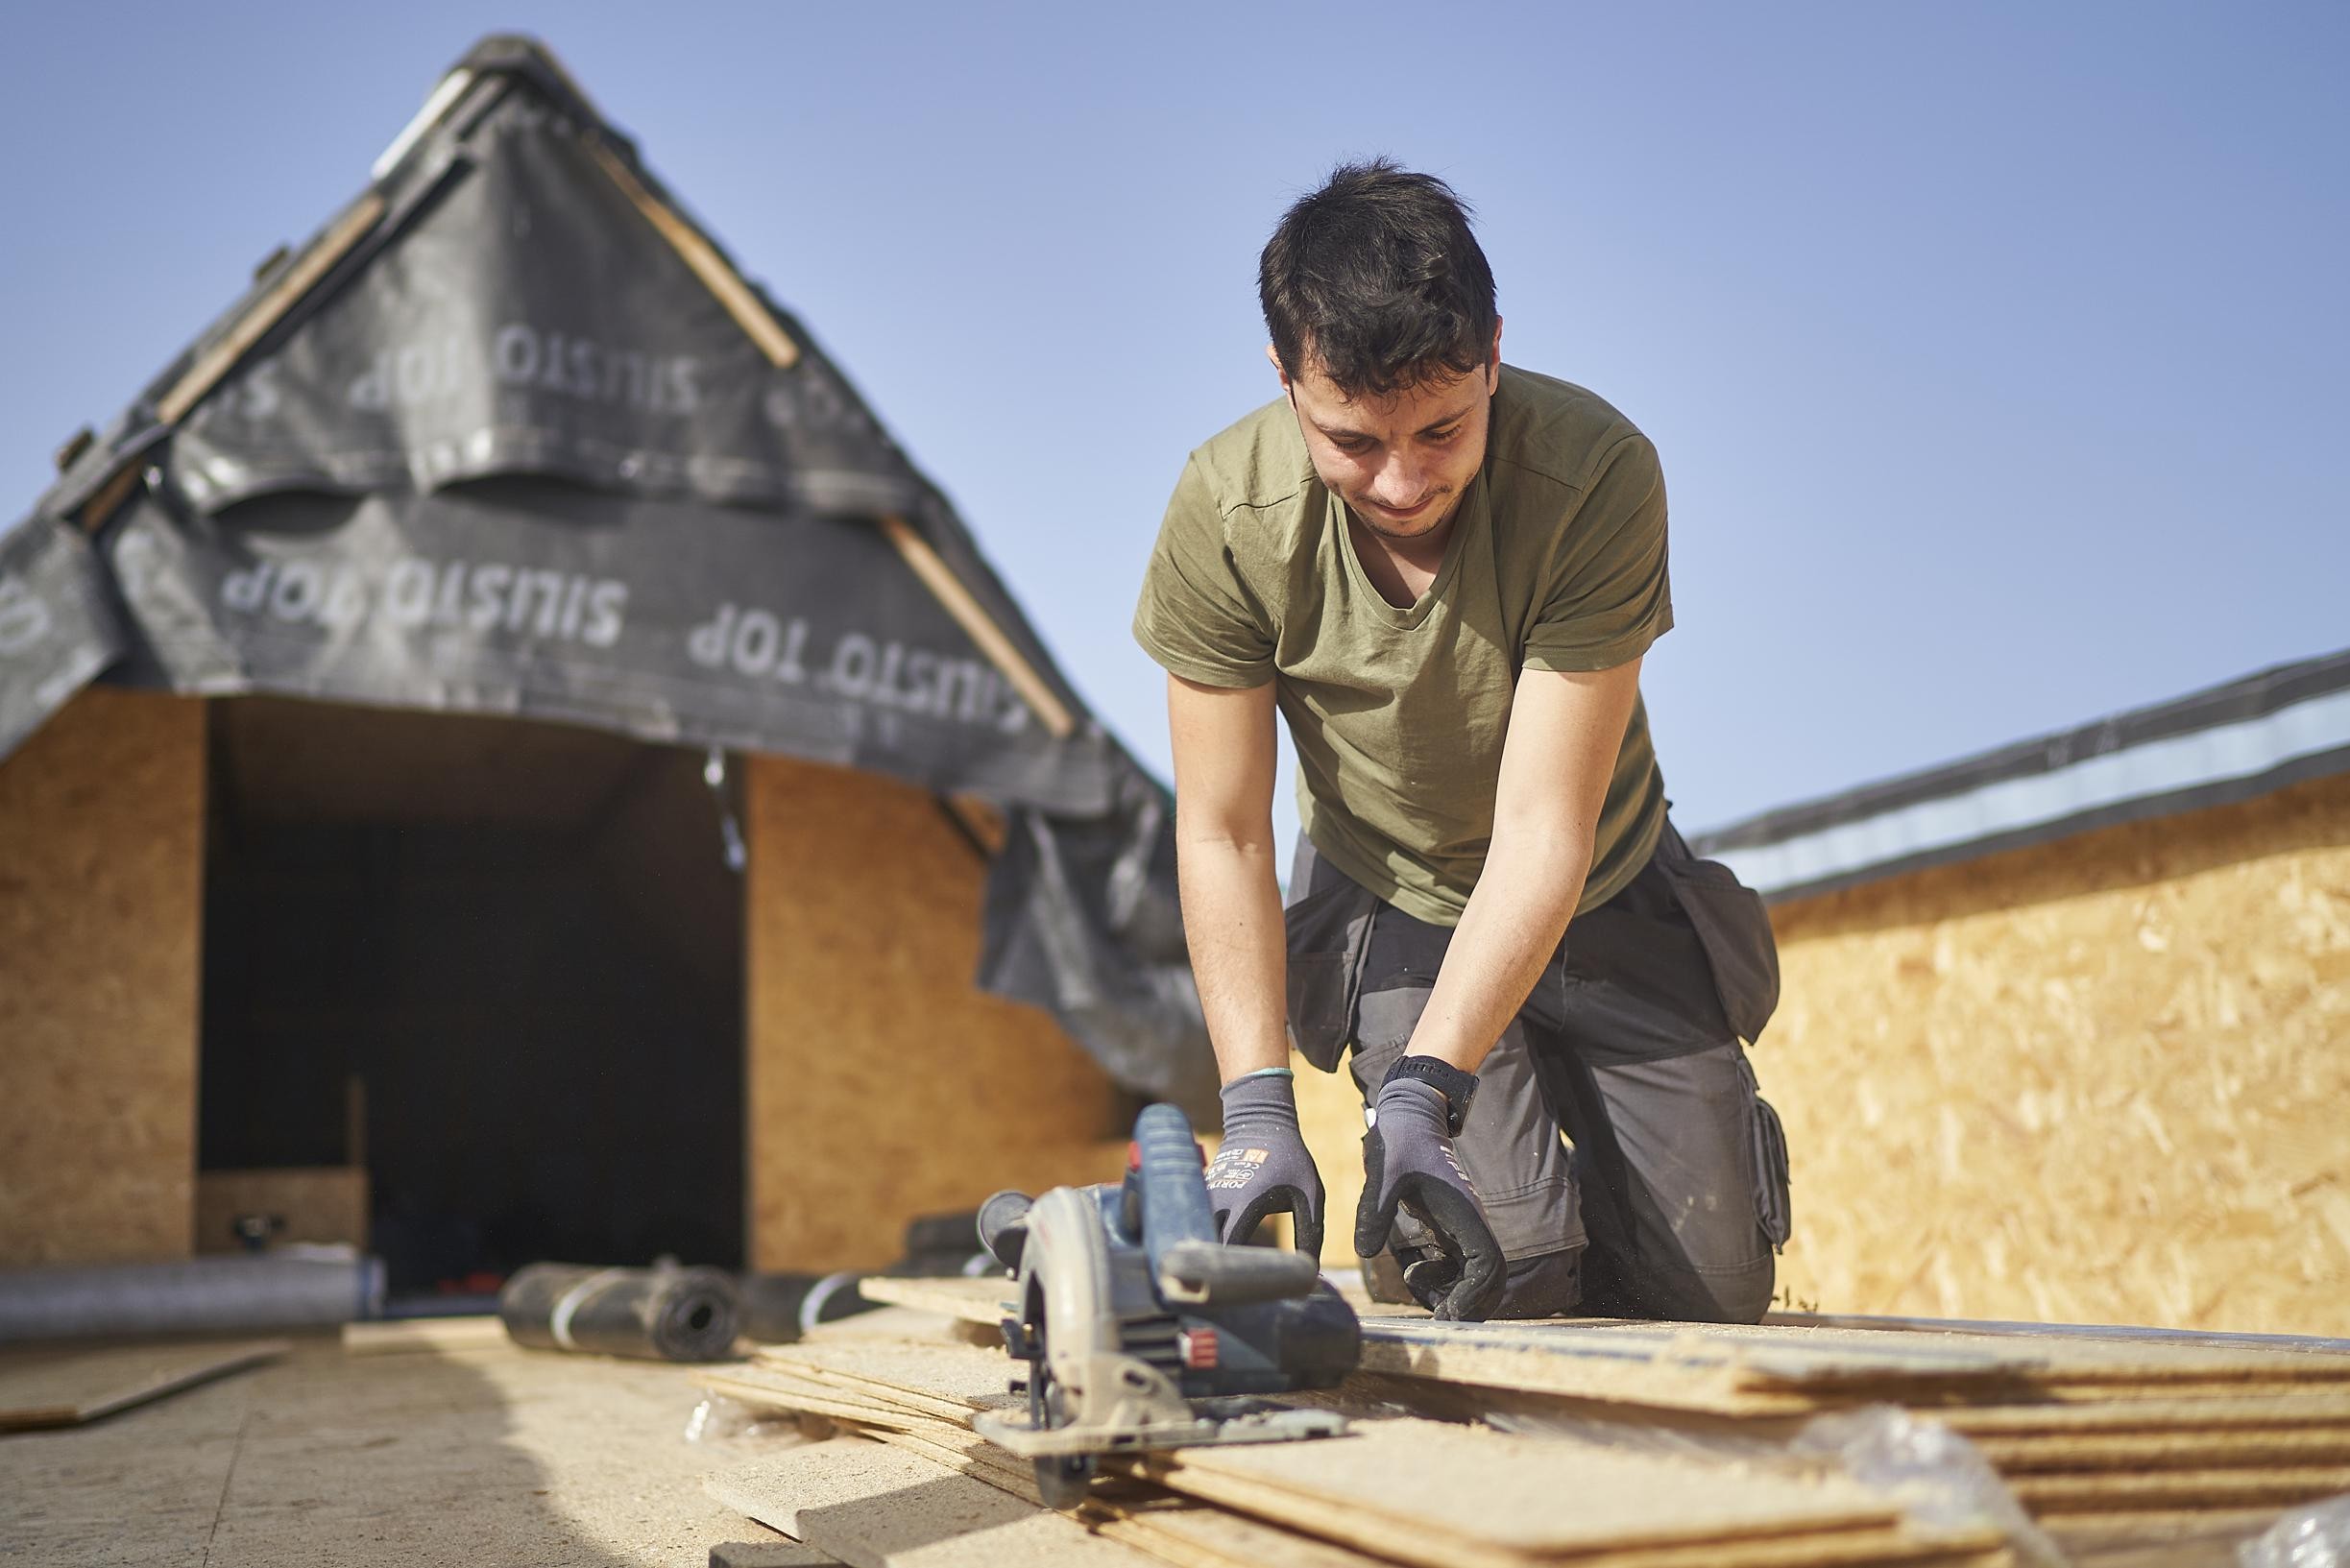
top-left (971, 1102), bottom-right (1361, 1508)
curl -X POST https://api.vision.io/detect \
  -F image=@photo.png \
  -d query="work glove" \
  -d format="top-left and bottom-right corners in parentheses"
top-left (1355, 1075), bottom-right (1506, 1321)
top-left (1204, 1071), bottom-right (1325, 1261)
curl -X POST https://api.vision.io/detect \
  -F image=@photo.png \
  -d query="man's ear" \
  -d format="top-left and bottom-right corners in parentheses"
top-left (1488, 317), bottom-right (1504, 390)
top-left (1265, 342), bottom-right (1291, 390)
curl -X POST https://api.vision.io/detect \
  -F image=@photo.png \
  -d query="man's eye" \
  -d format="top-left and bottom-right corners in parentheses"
top-left (1425, 426), bottom-right (1461, 445)
top-left (1333, 438), bottom-right (1373, 454)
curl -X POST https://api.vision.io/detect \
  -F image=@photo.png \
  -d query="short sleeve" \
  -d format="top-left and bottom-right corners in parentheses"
top-left (1131, 456), bottom-right (1276, 688)
top-left (1520, 432), bottom-right (1673, 673)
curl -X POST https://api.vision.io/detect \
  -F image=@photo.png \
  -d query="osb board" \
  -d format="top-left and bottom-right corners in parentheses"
top-left (0, 1339), bottom-right (285, 1431)
top-left (745, 755), bottom-right (1120, 1272)
top-left (1292, 1047), bottom-right (1369, 1266)
top-left (0, 688), bottom-right (206, 1266)
top-left (709, 1436), bottom-right (1160, 1568)
top-left (856, 1277), bottom-right (2350, 1416)
top-left (719, 1337), bottom-right (1992, 1568)
top-left (1760, 770), bottom-right (2350, 1336)
top-left (194, 1167), bottom-right (369, 1253)
top-left (0, 1335), bottom-right (772, 1566)
top-left (340, 1315), bottom-right (510, 1356)
top-left (1973, 1424), bottom-right (2350, 1471)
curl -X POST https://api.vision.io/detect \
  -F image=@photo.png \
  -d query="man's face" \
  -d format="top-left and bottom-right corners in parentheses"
top-left (1273, 331), bottom-right (1501, 543)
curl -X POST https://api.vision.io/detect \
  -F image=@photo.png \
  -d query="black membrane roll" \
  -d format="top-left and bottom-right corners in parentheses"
top-left (498, 1263), bottom-right (739, 1362)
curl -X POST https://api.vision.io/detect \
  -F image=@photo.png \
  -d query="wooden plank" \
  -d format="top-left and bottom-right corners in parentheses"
top-left (0, 1339), bottom-right (286, 1431)
top-left (1974, 1424), bottom-right (2350, 1472)
top-left (341, 1315), bottom-right (509, 1356)
top-left (735, 1327), bottom-right (2029, 1568)
top-left (708, 1436), bottom-right (1161, 1568)
top-left (756, 1341), bottom-right (1014, 1412)
top-left (1770, 1311), bottom-right (2350, 1358)
top-left (2008, 1464), bottom-right (2350, 1513)
top-left (582, 146), bottom-right (1078, 747)
top-left (858, 1275), bottom-right (1005, 1324)
top-left (1134, 1419), bottom-right (1922, 1568)
top-left (871, 1410), bottom-right (1999, 1568)
top-left (875, 516), bottom-right (1078, 740)
top-left (156, 194), bottom-right (385, 425)
top-left (867, 1277), bottom-right (2350, 1415)
top-left (1943, 1392), bottom-right (2350, 1435)
top-left (588, 139), bottom-right (800, 369)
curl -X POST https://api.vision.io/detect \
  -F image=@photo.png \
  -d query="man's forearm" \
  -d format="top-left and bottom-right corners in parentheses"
top-left (1175, 832), bottom-right (1292, 1081)
top-left (1405, 836), bottom-right (1589, 1074)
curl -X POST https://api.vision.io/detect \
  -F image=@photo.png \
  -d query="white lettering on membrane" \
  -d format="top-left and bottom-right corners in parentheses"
top-left (220, 556), bottom-right (628, 647)
top-left (346, 324), bottom-right (700, 414)
top-left (687, 602), bottom-right (1029, 734)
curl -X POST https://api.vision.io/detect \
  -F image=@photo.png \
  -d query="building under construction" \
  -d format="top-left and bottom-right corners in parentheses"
top-left (4, 35), bottom-right (2346, 1568)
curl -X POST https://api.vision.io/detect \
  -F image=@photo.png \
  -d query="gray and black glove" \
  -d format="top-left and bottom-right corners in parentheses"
top-left (1355, 1070), bottom-right (1505, 1321)
top-left (1204, 1070), bottom-right (1325, 1261)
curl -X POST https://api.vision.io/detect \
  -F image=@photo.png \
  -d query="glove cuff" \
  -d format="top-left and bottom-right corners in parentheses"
top-left (1380, 1055), bottom-right (1477, 1136)
top-left (1219, 1069), bottom-right (1301, 1139)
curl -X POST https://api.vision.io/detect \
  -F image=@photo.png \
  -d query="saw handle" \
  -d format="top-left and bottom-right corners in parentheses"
top-left (1134, 1104), bottom-right (1319, 1305)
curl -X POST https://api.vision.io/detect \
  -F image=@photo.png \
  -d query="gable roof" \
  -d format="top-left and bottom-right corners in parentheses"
top-left (1691, 646), bottom-right (2350, 902)
top-left (0, 35), bottom-right (1213, 1107)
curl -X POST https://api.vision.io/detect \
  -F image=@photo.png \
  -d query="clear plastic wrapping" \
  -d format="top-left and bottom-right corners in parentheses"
top-left (1790, 1406), bottom-right (2068, 1568)
top-left (2241, 1495), bottom-right (2350, 1568)
top-left (683, 1394), bottom-right (801, 1446)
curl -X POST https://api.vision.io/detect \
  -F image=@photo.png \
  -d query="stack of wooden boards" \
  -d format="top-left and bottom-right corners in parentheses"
top-left (695, 1276), bottom-right (2350, 1567)
top-left (1326, 1303), bottom-right (2350, 1557)
top-left (699, 1300), bottom-right (2022, 1568)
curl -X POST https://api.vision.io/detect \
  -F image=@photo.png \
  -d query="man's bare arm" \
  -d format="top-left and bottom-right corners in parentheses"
top-left (1406, 658), bottom-right (1645, 1073)
top-left (1167, 673), bottom-right (1289, 1081)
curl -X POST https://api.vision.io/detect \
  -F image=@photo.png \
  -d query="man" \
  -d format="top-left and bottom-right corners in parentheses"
top-left (1132, 160), bottom-right (1789, 1324)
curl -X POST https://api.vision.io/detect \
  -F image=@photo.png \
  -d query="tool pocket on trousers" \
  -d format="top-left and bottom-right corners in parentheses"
top-left (1660, 851), bottom-right (1781, 1045)
top-left (1282, 880), bottom-right (1375, 1073)
top-left (1735, 1050), bottom-right (1793, 1252)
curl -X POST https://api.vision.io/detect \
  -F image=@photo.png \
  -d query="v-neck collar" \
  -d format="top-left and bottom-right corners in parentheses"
top-left (1333, 469), bottom-right (1486, 630)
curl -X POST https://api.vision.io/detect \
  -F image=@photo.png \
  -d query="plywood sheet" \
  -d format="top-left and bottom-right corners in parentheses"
top-left (724, 1339), bottom-right (2005, 1568)
top-left (709, 1436), bottom-right (1160, 1568)
top-left (858, 1277), bottom-right (2350, 1417)
top-left (340, 1315), bottom-right (510, 1356)
top-left (1760, 771), bottom-right (2350, 1337)
top-left (0, 1335), bottom-right (759, 1566)
top-left (744, 756), bottom-right (1121, 1272)
top-left (2007, 1464), bottom-right (2350, 1512)
top-left (0, 688), bottom-right (206, 1266)
top-left (0, 1339), bottom-right (286, 1431)
top-left (1972, 1425), bottom-right (2350, 1471)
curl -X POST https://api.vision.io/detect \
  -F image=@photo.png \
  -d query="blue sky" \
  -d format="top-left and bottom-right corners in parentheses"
top-left (4, 3), bottom-right (2342, 835)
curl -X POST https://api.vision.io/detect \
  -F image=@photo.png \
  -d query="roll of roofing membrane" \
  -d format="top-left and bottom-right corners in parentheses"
top-left (0, 1253), bottom-right (386, 1343)
top-left (738, 1270), bottom-right (882, 1344)
top-left (498, 1263), bottom-right (739, 1362)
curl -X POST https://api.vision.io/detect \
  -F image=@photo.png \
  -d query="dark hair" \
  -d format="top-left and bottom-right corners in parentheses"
top-left (1258, 158), bottom-right (1497, 398)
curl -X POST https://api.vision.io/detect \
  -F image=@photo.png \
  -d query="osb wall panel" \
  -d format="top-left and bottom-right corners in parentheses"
top-left (745, 756), bottom-right (1118, 1271)
top-left (0, 689), bottom-right (206, 1266)
top-left (1764, 772), bottom-right (2350, 1336)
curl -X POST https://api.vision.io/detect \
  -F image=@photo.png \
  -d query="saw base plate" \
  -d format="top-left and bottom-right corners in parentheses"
top-left (973, 1402), bottom-right (1347, 1459)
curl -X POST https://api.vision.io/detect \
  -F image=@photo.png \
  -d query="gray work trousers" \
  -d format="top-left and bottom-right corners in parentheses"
top-left (1283, 823), bottom-right (1792, 1323)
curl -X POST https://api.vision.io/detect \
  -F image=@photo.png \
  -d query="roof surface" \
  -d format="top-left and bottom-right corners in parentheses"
top-left (1691, 646), bottom-right (2350, 900)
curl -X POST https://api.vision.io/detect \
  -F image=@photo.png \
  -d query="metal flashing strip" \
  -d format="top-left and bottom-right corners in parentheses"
top-left (1713, 684), bottom-right (2350, 898)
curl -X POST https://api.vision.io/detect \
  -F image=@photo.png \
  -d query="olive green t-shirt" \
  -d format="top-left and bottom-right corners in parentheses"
top-left (1132, 364), bottom-right (1672, 927)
